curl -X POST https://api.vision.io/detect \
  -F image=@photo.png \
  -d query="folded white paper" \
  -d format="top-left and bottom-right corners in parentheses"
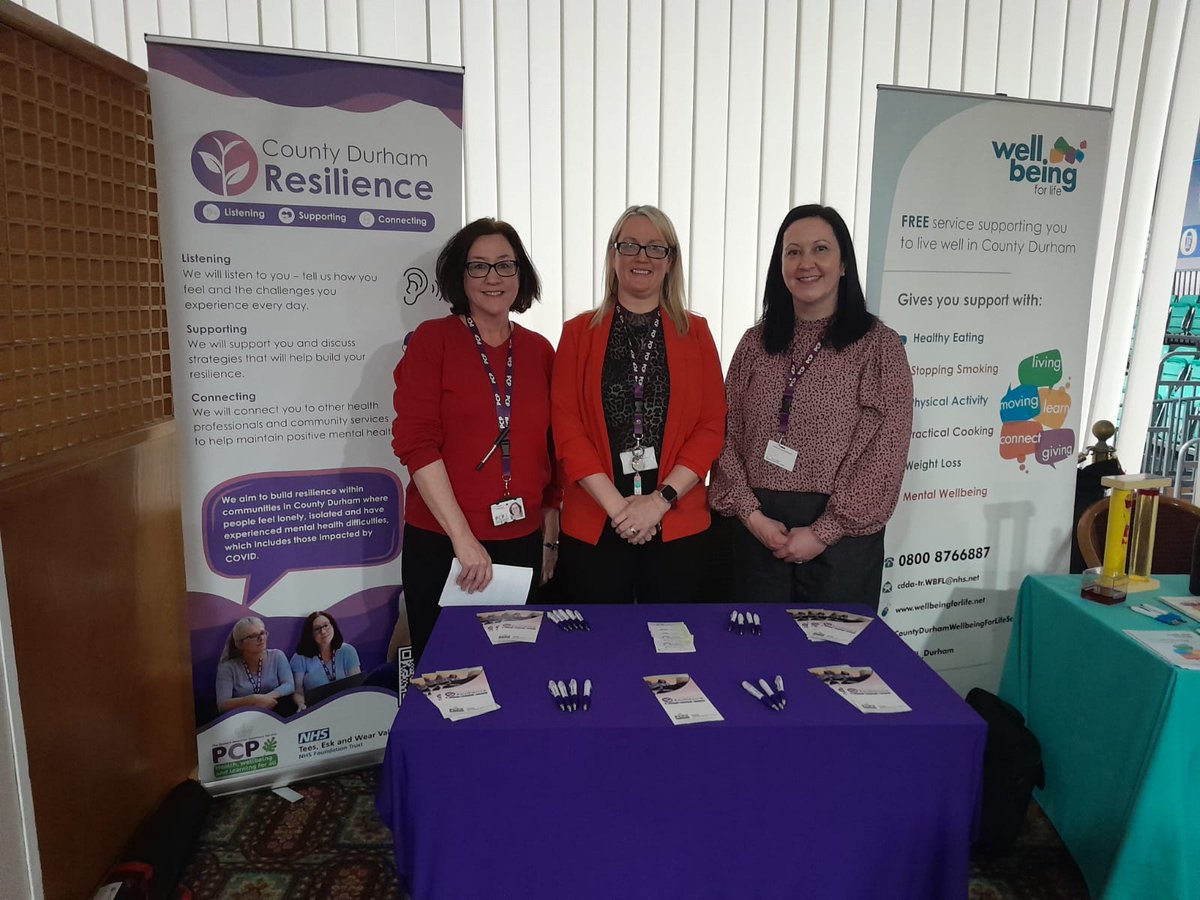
top-left (648, 621), bottom-right (695, 653)
top-left (1123, 629), bottom-right (1200, 670)
top-left (787, 608), bottom-right (873, 645)
top-left (644, 673), bottom-right (724, 724)
top-left (438, 559), bottom-right (533, 606)
top-left (411, 666), bottom-right (501, 720)
top-left (476, 609), bottom-right (544, 644)
top-left (808, 665), bottom-right (911, 713)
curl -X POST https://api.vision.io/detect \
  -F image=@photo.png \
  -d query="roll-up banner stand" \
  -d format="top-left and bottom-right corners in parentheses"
top-left (867, 87), bottom-right (1111, 692)
top-left (147, 37), bottom-right (462, 793)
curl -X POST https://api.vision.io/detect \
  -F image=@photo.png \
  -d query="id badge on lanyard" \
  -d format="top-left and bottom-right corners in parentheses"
top-left (466, 316), bottom-right (526, 525)
top-left (764, 336), bottom-right (822, 472)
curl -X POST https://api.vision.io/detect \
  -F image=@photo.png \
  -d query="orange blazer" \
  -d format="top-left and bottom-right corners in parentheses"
top-left (551, 306), bottom-right (727, 544)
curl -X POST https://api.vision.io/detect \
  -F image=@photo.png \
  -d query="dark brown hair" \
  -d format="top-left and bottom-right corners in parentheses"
top-left (435, 218), bottom-right (541, 315)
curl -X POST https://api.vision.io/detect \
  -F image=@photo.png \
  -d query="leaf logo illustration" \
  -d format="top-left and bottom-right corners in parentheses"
top-left (190, 131), bottom-right (259, 197)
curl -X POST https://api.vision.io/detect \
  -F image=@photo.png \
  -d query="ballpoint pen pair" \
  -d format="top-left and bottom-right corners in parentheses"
top-left (548, 609), bottom-right (590, 631)
top-left (727, 610), bottom-right (761, 635)
top-left (741, 676), bottom-right (786, 711)
top-left (1128, 603), bottom-right (1187, 626)
top-left (548, 678), bottom-right (592, 712)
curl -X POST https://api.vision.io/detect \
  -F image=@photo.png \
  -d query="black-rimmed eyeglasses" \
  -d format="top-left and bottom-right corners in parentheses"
top-left (466, 260), bottom-right (519, 278)
top-left (612, 241), bottom-right (673, 259)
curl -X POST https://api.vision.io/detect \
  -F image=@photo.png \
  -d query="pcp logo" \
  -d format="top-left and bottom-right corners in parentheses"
top-left (211, 735), bottom-right (278, 778)
top-left (191, 130), bottom-right (258, 196)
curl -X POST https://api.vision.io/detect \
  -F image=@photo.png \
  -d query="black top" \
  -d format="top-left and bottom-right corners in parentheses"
top-left (601, 305), bottom-right (670, 497)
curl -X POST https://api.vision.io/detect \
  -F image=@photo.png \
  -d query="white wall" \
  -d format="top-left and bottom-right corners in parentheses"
top-left (17, 0), bottom-right (1200, 453)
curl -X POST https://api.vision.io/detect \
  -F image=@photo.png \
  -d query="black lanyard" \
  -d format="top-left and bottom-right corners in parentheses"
top-left (623, 307), bottom-right (661, 449)
top-left (778, 337), bottom-right (823, 434)
top-left (466, 317), bottom-right (515, 493)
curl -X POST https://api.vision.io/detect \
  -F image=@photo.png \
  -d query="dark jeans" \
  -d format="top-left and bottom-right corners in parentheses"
top-left (401, 524), bottom-right (542, 667)
top-left (732, 489), bottom-right (884, 610)
top-left (558, 524), bottom-right (715, 603)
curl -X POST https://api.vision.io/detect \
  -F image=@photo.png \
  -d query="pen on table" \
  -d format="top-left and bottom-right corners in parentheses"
top-left (474, 425), bottom-right (511, 471)
top-left (571, 609), bottom-right (591, 631)
top-left (551, 609), bottom-right (570, 630)
top-left (1140, 603), bottom-right (1186, 625)
top-left (547, 609), bottom-right (565, 630)
top-left (758, 678), bottom-right (782, 711)
top-left (556, 680), bottom-right (569, 710)
top-left (741, 680), bottom-right (766, 703)
top-left (775, 674), bottom-right (787, 708)
top-left (582, 678), bottom-right (592, 711)
top-left (736, 612), bottom-right (746, 635)
top-left (562, 609), bottom-right (580, 631)
top-left (727, 610), bottom-right (738, 632)
top-left (548, 679), bottom-right (567, 712)
top-left (569, 678), bottom-right (579, 711)
top-left (752, 613), bottom-right (762, 636)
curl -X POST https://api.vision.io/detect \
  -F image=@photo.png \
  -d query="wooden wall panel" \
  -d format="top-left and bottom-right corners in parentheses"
top-left (0, 5), bottom-right (193, 898)
top-left (0, 426), bottom-right (193, 900)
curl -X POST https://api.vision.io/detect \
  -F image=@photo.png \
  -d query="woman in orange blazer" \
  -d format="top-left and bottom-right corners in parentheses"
top-left (551, 205), bottom-right (726, 602)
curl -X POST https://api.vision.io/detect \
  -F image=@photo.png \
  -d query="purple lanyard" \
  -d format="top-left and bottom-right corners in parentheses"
top-left (466, 316), bottom-right (515, 490)
top-left (778, 337), bottom-right (823, 434)
top-left (625, 308), bottom-right (661, 447)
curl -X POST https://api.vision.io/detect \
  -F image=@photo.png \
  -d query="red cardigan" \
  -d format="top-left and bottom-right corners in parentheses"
top-left (551, 306), bottom-right (726, 544)
top-left (392, 315), bottom-right (559, 541)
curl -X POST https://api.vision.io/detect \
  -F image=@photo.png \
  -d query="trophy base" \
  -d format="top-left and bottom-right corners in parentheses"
top-left (1125, 575), bottom-right (1161, 594)
top-left (1081, 568), bottom-right (1128, 605)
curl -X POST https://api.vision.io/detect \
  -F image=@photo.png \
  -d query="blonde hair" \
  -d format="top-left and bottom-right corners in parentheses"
top-left (220, 616), bottom-right (265, 662)
top-left (591, 205), bottom-right (690, 335)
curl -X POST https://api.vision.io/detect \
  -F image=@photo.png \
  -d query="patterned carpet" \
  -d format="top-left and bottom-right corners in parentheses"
top-left (181, 767), bottom-right (1089, 899)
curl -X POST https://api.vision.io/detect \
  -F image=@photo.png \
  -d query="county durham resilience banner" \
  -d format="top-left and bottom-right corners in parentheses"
top-left (147, 38), bottom-right (462, 792)
top-left (867, 87), bottom-right (1110, 691)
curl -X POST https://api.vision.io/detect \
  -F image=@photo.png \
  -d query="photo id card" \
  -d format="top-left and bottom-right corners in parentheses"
top-left (490, 496), bottom-right (526, 526)
top-left (763, 440), bottom-right (798, 472)
top-left (619, 446), bottom-right (658, 475)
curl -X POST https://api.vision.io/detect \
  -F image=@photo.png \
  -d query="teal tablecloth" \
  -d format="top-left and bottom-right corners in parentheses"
top-left (999, 574), bottom-right (1200, 900)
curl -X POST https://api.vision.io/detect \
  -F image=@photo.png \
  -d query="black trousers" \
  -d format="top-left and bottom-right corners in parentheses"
top-left (558, 524), bottom-right (715, 603)
top-left (732, 489), bottom-right (884, 610)
top-left (401, 524), bottom-right (541, 667)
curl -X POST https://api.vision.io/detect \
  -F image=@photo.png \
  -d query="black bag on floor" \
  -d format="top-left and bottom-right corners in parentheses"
top-left (966, 687), bottom-right (1045, 855)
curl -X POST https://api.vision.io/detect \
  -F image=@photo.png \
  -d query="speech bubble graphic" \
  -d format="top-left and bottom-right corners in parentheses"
top-left (999, 421), bottom-right (1042, 466)
top-left (1035, 428), bottom-right (1076, 468)
top-left (203, 468), bottom-right (403, 605)
top-left (1035, 385), bottom-right (1071, 429)
top-left (999, 384), bottom-right (1040, 423)
top-left (1018, 349), bottom-right (1063, 388)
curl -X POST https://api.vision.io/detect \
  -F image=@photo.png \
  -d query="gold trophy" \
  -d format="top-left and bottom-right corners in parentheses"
top-left (1081, 474), bottom-right (1171, 603)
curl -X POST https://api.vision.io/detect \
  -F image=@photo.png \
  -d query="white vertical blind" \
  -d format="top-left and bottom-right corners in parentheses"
top-left (17, 0), bottom-right (1198, 454)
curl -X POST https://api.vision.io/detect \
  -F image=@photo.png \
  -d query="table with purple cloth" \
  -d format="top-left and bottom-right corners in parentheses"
top-left (377, 603), bottom-right (985, 900)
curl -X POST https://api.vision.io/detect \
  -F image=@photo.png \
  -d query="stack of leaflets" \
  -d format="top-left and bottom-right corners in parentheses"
top-left (410, 667), bottom-right (501, 721)
top-left (1123, 630), bottom-right (1200, 670)
top-left (1159, 595), bottom-right (1200, 623)
top-left (643, 674), bottom-right (724, 724)
top-left (648, 621), bottom-right (695, 653)
top-left (476, 609), bottom-right (544, 645)
top-left (787, 608), bottom-right (873, 644)
top-left (808, 665), bottom-right (911, 713)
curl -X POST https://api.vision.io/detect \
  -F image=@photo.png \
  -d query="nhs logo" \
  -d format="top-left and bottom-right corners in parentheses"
top-left (298, 728), bottom-right (330, 743)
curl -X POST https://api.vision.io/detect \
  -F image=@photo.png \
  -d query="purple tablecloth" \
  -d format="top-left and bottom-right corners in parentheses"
top-left (378, 604), bottom-right (985, 900)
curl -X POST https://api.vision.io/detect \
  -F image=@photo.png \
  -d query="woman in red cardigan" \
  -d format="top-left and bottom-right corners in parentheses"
top-left (392, 218), bottom-right (559, 663)
top-left (551, 205), bottom-right (725, 602)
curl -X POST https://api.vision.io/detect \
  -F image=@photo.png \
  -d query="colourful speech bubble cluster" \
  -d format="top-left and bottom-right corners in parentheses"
top-left (997, 349), bottom-right (1075, 472)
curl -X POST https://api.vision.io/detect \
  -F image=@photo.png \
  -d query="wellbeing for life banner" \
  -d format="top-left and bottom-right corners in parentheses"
top-left (147, 38), bottom-right (462, 792)
top-left (867, 87), bottom-right (1110, 691)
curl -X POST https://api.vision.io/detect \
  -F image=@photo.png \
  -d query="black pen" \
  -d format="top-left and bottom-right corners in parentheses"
top-left (582, 679), bottom-right (592, 711)
top-left (475, 425), bottom-right (510, 471)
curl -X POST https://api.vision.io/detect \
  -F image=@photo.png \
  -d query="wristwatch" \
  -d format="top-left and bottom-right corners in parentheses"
top-left (657, 485), bottom-right (678, 507)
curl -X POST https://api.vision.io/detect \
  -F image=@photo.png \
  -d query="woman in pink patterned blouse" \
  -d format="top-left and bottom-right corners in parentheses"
top-left (710, 205), bottom-right (912, 608)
